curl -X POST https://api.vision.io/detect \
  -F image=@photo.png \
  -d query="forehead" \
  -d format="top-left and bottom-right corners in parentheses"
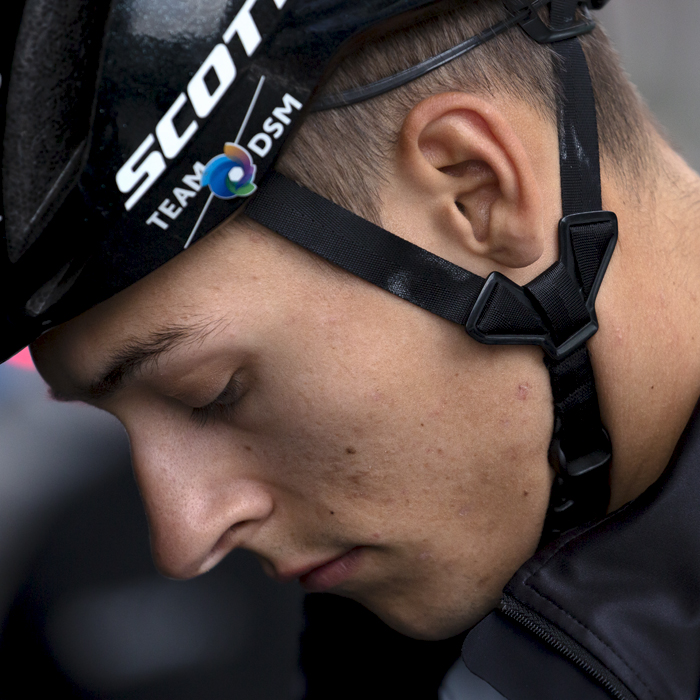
top-left (31, 224), bottom-right (242, 391)
top-left (30, 217), bottom-right (344, 394)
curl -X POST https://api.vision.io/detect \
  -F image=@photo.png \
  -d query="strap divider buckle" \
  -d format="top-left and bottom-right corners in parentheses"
top-left (503, 0), bottom-right (597, 44)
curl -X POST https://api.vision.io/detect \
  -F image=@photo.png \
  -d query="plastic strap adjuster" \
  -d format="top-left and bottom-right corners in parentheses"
top-left (503, 0), bottom-right (597, 44)
top-left (466, 211), bottom-right (617, 361)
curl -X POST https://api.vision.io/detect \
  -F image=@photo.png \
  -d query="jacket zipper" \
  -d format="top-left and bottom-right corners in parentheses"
top-left (499, 593), bottom-right (635, 700)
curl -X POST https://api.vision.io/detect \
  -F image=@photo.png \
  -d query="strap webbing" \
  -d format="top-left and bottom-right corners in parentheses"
top-left (246, 171), bottom-right (487, 325)
top-left (555, 43), bottom-right (602, 216)
top-left (536, 6), bottom-right (610, 541)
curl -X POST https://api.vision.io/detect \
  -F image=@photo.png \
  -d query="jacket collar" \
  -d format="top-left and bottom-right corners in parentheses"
top-left (465, 399), bottom-right (700, 699)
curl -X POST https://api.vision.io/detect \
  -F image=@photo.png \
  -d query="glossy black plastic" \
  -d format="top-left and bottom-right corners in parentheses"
top-left (504, 0), bottom-right (596, 43)
top-left (544, 425), bottom-right (612, 538)
top-left (465, 211), bottom-right (618, 361)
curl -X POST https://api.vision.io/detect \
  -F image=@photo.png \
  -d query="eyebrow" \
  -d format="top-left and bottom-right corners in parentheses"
top-left (51, 318), bottom-right (228, 403)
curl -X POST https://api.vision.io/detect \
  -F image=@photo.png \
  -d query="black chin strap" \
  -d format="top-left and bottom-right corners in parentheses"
top-left (539, 0), bottom-right (614, 542)
top-left (245, 0), bottom-right (617, 542)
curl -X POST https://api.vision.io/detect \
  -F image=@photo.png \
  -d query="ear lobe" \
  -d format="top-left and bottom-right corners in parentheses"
top-left (388, 93), bottom-right (550, 273)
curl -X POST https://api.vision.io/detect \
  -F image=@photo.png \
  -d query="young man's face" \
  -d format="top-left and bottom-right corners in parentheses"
top-left (33, 216), bottom-right (554, 639)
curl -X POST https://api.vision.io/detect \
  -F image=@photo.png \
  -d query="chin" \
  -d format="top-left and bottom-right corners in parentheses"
top-left (353, 591), bottom-right (496, 641)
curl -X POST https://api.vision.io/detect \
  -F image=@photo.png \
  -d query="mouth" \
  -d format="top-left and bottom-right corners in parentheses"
top-left (276, 547), bottom-right (364, 593)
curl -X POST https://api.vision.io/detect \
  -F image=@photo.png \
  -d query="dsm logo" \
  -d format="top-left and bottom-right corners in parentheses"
top-left (202, 143), bottom-right (257, 199)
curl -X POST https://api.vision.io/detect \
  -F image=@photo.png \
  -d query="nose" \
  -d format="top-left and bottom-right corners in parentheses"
top-left (127, 414), bottom-right (274, 579)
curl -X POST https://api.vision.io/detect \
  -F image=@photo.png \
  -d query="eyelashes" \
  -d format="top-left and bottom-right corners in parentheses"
top-left (189, 376), bottom-right (244, 427)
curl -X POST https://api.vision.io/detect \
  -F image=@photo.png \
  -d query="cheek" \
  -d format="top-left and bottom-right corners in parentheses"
top-left (451, 351), bottom-right (553, 543)
top-left (250, 337), bottom-right (552, 550)
top-left (345, 365), bottom-right (553, 638)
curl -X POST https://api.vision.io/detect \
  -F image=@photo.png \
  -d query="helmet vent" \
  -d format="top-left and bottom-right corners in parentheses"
top-left (3, 0), bottom-right (110, 263)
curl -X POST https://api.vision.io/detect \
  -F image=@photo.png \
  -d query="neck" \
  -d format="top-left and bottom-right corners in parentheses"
top-left (593, 138), bottom-right (700, 510)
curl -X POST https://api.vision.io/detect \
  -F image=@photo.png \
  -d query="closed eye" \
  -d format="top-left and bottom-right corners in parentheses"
top-left (190, 376), bottom-right (244, 427)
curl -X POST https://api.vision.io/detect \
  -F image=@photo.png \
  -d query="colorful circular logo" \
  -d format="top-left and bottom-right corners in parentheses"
top-left (202, 143), bottom-right (257, 199)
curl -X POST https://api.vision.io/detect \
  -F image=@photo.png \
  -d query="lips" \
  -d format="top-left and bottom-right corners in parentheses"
top-left (276, 547), bottom-right (364, 592)
top-left (299, 547), bottom-right (364, 592)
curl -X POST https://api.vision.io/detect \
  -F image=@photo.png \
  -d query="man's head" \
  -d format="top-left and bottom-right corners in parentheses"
top-left (33, 202), bottom-right (555, 639)
top-left (21, 0), bottom-right (699, 641)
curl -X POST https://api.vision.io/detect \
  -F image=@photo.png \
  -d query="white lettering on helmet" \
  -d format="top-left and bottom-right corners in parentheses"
top-left (145, 162), bottom-right (206, 230)
top-left (187, 43), bottom-right (237, 119)
top-left (117, 0), bottom-right (288, 211)
top-left (247, 132), bottom-right (273, 157)
top-left (155, 93), bottom-right (199, 159)
top-left (158, 198), bottom-right (182, 220)
top-left (146, 210), bottom-right (169, 229)
top-left (172, 186), bottom-right (198, 207)
top-left (272, 92), bottom-right (302, 124)
top-left (223, 0), bottom-right (261, 54)
top-left (117, 134), bottom-right (167, 211)
top-left (222, 0), bottom-right (287, 52)
top-left (248, 92), bottom-right (302, 156)
top-left (262, 116), bottom-right (283, 140)
top-left (182, 161), bottom-right (206, 191)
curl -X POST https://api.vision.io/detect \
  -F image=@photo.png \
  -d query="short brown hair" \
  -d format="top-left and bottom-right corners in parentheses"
top-left (276, 1), bottom-right (656, 224)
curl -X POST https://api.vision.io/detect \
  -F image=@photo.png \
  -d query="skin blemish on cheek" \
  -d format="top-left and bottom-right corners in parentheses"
top-left (523, 490), bottom-right (530, 497)
top-left (517, 383), bottom-right (531, 401)
top-left (419, 551), bottom-right (432, 561)
top-left (244, 445), bottom-right (252, 451)
top-left (346, 446), bottom-right (357, 454)
top-left (329, 510), bottom-right (335, 515)
top-left (458, 507), bottom-right (469, 517)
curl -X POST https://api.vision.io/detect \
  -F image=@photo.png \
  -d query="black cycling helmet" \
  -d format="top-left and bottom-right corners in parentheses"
top-left (1, 0), bottom-right (614, 540)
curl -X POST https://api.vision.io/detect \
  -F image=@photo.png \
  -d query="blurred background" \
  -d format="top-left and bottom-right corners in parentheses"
top-left (0, 1), bottom-right (698, 698)
top-left (598, 0), bottom-right (700, 171)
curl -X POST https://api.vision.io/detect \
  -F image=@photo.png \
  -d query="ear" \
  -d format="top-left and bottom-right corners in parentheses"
top-left (380, 92), bottom-right (559, 277)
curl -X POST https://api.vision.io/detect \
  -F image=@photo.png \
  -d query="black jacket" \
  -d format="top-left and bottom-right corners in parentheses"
top-left (462, 400), bottom-right (700, 700)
